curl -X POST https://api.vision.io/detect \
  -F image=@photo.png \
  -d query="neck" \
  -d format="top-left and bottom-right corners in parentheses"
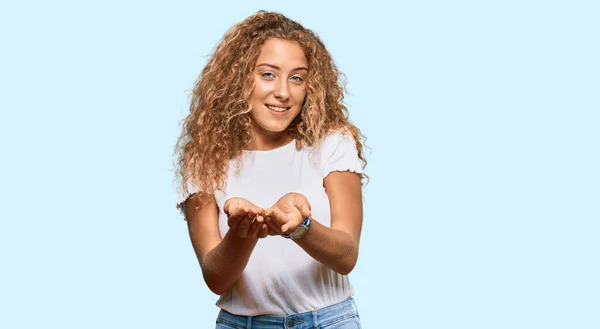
top-left (249, 128), bottom-right (293, 151)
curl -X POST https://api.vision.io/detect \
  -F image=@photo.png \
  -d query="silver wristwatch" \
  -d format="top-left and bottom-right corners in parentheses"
top-left (281, 217), bottom-right (311, 239)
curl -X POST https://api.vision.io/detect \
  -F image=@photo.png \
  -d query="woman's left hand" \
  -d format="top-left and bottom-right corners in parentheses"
top-left (264, 192), bottom-right (312, 235)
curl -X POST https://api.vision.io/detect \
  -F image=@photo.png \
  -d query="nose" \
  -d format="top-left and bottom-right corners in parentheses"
top-left (273, 79), bottom-right (290, 100)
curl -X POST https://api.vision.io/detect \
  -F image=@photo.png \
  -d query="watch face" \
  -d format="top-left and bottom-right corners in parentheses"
top-left (290, 226), bottom-right (307, 239)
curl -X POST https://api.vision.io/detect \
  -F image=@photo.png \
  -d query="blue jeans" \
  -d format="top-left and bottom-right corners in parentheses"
top-left (215, 297), bottom-right (362, 329)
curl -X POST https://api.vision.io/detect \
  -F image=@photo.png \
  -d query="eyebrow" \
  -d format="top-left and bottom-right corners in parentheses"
top-left (256, 63), bottom-right (308, 72)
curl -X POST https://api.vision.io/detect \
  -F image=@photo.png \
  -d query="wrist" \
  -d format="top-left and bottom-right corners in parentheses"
top-left (225, 230), bottom-right (259, 245)
top-left (282, 217), bottom-right (312, 239)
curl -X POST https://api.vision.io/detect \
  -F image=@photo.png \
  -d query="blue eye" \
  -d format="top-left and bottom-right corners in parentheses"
top-left (291, 76), bottom-right (303, 82)
top-left (261, 72), bottom-right (275, 78)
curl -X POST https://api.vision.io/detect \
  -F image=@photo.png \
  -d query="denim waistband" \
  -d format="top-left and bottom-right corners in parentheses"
top-left (216, 297), bottom-right (359, 329)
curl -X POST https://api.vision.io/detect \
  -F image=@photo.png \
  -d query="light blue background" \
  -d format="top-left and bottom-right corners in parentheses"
top-left (1, 1), bottom-right (598, 328)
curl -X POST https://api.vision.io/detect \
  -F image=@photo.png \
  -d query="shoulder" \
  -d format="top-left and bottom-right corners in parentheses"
top-left (315, 129), bottom-right (357, 154)
top-left (320, 128), bottom-right (354, 144)
top-left (314, 129), bottom-right (363, 178)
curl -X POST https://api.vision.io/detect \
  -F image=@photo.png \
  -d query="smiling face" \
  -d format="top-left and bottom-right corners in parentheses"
top-left (247, 38), bottom-right (308, 150)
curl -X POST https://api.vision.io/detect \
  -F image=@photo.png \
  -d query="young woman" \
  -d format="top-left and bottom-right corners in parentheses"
top-left (175, 10), bottom-right (368, 328)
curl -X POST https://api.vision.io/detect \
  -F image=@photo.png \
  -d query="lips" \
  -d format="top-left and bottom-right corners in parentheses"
top-left (266, 104), bottom-right (290, 112)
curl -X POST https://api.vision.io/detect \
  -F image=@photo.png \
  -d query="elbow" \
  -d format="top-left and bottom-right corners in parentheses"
top-left (207, 283), bottom-right (228, 296)
top-left (336, 264), bottom-right (355, 276)
top-left (334, 249), bottom-right (358, 275)
top-left (204, 276), bottom-right (231, 296)
top-left (202, 266), bottom-right (231, 296)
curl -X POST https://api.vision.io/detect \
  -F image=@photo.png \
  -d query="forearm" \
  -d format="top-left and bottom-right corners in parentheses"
top-left (294, 218), bottom-right (359, 275)
top-left (201, 231), bottom-right (257, 295)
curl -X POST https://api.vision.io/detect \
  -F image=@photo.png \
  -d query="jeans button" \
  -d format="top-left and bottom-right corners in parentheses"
top-left (286, 319), bottom-right (294, 327)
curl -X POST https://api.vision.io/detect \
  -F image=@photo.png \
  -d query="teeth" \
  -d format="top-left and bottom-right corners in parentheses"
top-left (267, 105), bottom-right (288, 112)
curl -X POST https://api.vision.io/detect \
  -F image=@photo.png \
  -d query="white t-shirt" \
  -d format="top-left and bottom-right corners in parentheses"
top-left (177, 131), bottom-right (363, 316)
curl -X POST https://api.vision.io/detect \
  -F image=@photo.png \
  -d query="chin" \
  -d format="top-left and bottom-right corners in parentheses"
top-left (254, 118), bottom-right (294, 133)
top-left (262, 124), bottom-right (290, 133)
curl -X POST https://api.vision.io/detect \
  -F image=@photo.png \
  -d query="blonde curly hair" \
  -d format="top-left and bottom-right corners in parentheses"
top-left (175, 10), bottom-right (367, 197)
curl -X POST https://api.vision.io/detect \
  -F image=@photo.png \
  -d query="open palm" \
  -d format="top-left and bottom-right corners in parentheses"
top-left (223, 197), bottom-right (268, 239)
top-left (265, 193), bottom-right (311, 235)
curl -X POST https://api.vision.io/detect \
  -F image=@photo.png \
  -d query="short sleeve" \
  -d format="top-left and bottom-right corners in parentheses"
top-left (175, 178), bottom-right (201, 216)
top-left (320, 131), bottom-right (364, 178)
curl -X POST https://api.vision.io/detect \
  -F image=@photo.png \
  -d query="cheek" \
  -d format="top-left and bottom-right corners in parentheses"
top-left (250, 80), bottom-right (271, 102)
top-left (292, 87), bottom-right (307, 104)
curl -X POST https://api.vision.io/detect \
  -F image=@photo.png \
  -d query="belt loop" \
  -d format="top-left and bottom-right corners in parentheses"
top-left (312, 310), bottom-right (318, 328)
top-left (351, 297), bottom-right (358, 316)
top-left (246, 315), bottom-right (252, 329)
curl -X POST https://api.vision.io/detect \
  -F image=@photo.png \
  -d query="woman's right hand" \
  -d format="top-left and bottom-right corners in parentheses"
top-left (223, 197), bottom-right (269, 239)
